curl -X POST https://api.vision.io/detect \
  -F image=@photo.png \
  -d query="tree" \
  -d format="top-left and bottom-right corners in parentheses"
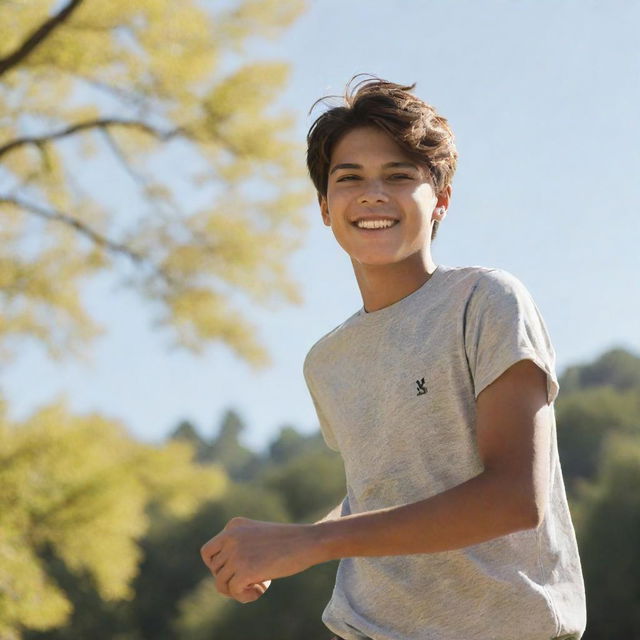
top-left (0, 0), bottom-right (309, 367)
top-left (199, 408), bottom-right (261, 480)
top-left (175, 559), bottom-right (340, 640)
top-left (555, 386), bottom-right (640, 490)
top-left (134, 483), bottom-right (290, 640)
top-left (559, 347), bottom-right (640, 394)
top-left (0, 398), bottom-right (226, 638)
top-left (268, 424), bottom-right (310, 464)
top-left (262, 437), bottom-right (346, 522)
top-left (21, 419), bottom-right (346, 640)
top-left (169, 419), bottom-right (206, 457)
top-left (551, 348), bottom-right (640, 638)
top-left (575, 434), bottom-right (640, 639)
top-left (173, 448), bottom-right (342, 640)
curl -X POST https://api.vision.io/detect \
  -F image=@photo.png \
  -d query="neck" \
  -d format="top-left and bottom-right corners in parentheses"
top-left (352, 250), bottom-right (438, 313)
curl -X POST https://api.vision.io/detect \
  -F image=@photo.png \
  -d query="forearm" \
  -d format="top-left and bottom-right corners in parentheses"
top-left (200, 473), bottom-right (538, 592)
top-left (313, 471), bottom-right (539, 562)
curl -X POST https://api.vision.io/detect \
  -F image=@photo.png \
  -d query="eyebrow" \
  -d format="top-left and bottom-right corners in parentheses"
top-left (329, 161), bottom-right (419, 175)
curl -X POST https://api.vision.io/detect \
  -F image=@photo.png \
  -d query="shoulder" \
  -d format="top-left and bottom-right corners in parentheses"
top-left (443, 266), bottom-right (544, 330)
top-left (435, 264), bottom-right (527, 292)
top-left (460, 266), bottom-right (535, 304)
top-left (303, 310), bottom-right (360, 379)
top-left (464, 265), bottom-right (529, 290)
top-left (434, 265), bottom-right (534, 311)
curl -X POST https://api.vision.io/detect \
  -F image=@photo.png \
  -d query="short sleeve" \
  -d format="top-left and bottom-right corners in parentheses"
top-left (464, 269), bottom-right (560, 404)
top-left (303, 354), bottom-right (340, 452)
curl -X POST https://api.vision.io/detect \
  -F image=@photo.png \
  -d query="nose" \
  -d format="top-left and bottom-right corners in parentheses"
top-left (357, 180), bottom-right (389, 205)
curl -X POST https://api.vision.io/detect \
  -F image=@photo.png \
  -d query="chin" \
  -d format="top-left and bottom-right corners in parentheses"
top-left (351, 252), bottom-right (403, 267)
top-left (338, 240), bottom-right (405, 266)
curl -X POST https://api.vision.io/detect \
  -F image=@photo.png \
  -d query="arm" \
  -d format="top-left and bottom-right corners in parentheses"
top-left (316, 359), bottom-right (552, 557)
top-left (201, 359), bottom-right (552, 600)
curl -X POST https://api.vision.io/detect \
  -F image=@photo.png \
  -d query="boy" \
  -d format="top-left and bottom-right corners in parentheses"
top-left (200, 77), bottom-right (587, 640)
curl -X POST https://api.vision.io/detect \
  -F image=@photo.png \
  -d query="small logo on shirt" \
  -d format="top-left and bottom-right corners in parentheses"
top-left (416, 377), bottom-right (427, 396)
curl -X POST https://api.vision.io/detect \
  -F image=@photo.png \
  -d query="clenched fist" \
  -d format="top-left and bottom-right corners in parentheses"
top-left (200, 517), bottom-right (326, 603)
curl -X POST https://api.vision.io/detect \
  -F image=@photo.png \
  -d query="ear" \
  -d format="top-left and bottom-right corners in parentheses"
top-left (318, 193), bottom-right (331, 226)
top-left (434, 185), bottom-right (452, 221)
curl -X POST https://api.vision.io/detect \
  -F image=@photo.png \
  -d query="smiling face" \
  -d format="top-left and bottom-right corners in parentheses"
top-left (319, 126), bottom-right (450, 270)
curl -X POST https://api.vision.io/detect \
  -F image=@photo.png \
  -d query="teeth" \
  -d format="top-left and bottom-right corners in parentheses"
top-left (356, 219), bottom-right (397, 229)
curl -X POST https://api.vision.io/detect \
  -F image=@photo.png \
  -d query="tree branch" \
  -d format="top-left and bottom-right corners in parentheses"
top-left (100, 128), bottom-right (151, 188)
top-left (0, 194), bottom-right (176, 286)
top-left (0, 194), bottom-right (141, 259)
top-left (0, 118), bottom-right (184, 160)
top-left (100, 127), bottom-right (182, 221)
top-left (72, 72), bottom-right (158, 113)
top-left (0, 0), bottom-right (86, 78)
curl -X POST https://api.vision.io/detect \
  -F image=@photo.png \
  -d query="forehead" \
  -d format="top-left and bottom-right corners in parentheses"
top-left (330, 126), bottom-right (412, 165)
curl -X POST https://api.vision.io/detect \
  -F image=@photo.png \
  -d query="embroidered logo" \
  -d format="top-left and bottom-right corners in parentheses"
top-left (416, 377), bottom-right (427, 396)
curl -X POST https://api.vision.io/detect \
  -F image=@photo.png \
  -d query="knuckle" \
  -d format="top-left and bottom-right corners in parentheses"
top-left (228, 516), bottom-right (248, 527)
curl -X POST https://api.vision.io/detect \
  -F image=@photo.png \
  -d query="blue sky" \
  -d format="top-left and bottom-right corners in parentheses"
top-left (2, 1), bottom-right (639, 452)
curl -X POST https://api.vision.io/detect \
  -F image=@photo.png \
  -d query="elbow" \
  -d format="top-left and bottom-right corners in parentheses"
top-left (524, 502), bottom-right (545, 530)
top-left (505, 499), bottom-right (540, 533)
top-left (486, 470), bottom-right (548, 533)
top-left (500, 478), bottom-right (547, 532)
top-left (532, 494), bottom-right (549, 529)
top-left (520, 487), bottom-right (548, 530)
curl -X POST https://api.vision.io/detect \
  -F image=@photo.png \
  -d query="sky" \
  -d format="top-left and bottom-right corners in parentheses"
top-left (1, 0), bottom-right (639, 452)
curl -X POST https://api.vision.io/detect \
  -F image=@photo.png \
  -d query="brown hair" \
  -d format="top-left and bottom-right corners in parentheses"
top-left (306, 75), bottom-right (458, 240)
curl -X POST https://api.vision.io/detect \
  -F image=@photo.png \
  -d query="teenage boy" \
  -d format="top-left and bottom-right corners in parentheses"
top-left (200, 77), bottom-right (587, 640)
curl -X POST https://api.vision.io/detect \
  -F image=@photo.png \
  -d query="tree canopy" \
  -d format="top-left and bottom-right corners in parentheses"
top-left (0, 0), bottom-right (309, 367)
top-left (0, 398), bottom-right (226, 638)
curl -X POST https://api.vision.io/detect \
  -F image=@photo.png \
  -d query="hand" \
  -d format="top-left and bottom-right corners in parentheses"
top-left (223, 578), bottom-right (271, 604)
top-left (200, 516), bottom-right (322, 603)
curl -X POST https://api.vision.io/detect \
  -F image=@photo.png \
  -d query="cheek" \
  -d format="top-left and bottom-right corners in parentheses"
top-left (411, 183), bottom-right (437, 212)
top-left (325, 191), bottom-right (347, 217)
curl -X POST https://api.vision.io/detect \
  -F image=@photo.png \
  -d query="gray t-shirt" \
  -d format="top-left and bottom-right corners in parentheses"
top-left (303, 265), bottom-right (586, 640)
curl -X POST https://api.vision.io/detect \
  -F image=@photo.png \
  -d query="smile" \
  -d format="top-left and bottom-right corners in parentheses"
top-left (353, 219), bottom-right (399, 230)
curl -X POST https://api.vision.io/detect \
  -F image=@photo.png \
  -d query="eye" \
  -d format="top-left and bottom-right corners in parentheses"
top-left (389, 173), bottom-right (413, 180)
top-left (336, 174), bottom-right (360, 182)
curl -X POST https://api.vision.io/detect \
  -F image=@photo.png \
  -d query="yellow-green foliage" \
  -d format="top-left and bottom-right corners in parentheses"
top-left (0, 0), bottom-right (310, 368)
top-left (0, 397), bottom-right (226, 636)
top-left (174, 578), bottom-right (234, 640)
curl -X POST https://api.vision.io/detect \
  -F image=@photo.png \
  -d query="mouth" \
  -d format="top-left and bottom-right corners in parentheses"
top-left (351, 219), bottom-right (400, 231)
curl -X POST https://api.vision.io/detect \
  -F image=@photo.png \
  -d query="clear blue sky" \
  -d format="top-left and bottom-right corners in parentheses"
top-left (2, 1), bottom-right (639, 452)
